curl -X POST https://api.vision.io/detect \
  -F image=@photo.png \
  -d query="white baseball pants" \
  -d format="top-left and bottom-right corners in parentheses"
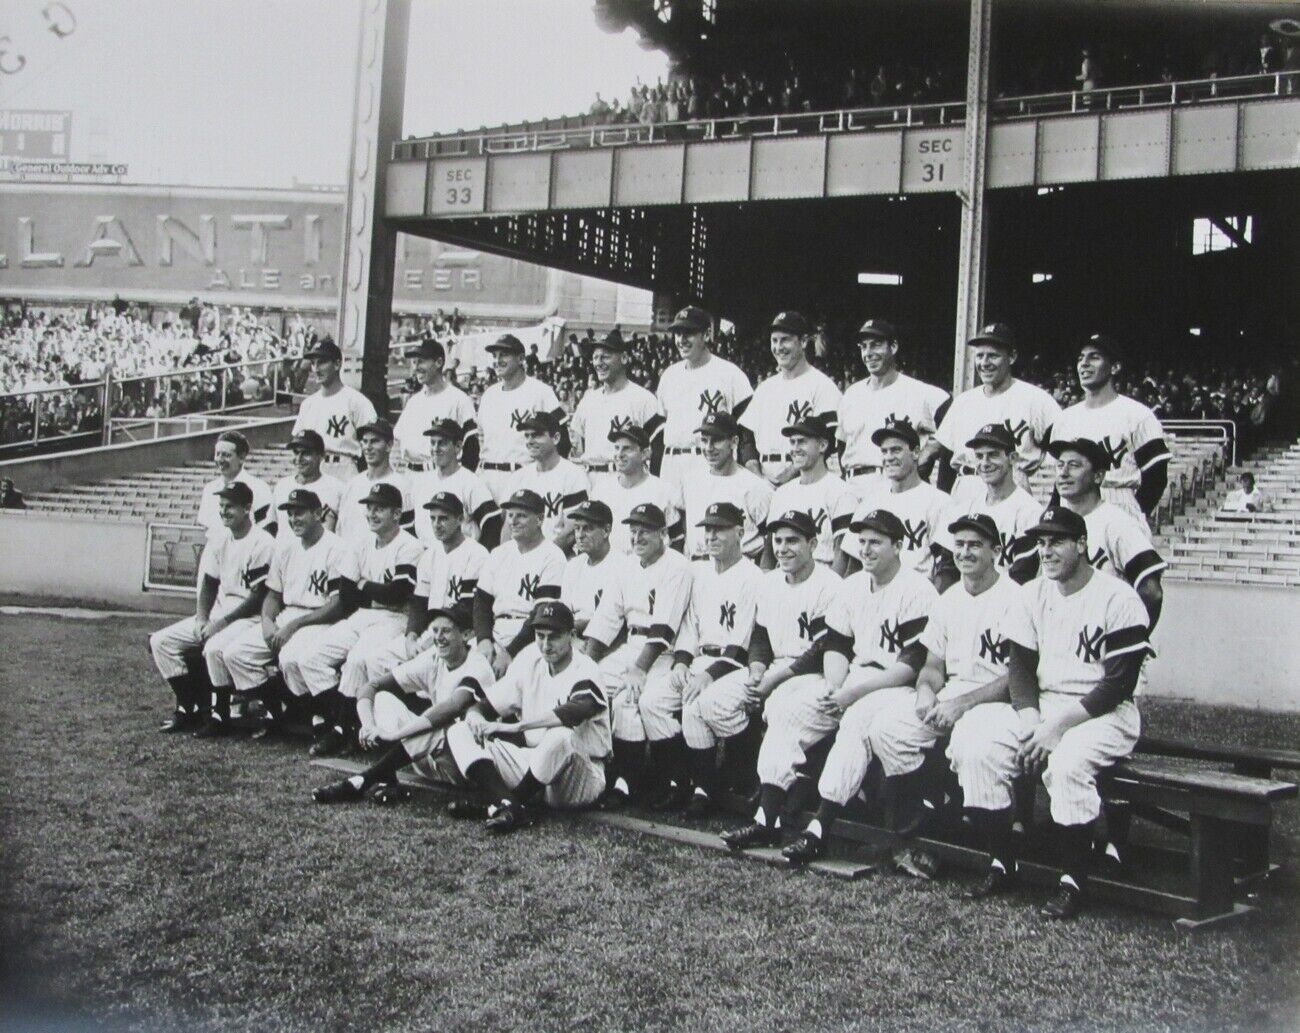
top-left (816, 686), bottom-right (915, 806)
top-left (284, 609), bottom-right (406, 699)
top-left (150, 612), bottom-right (250, 681)
top-left (445, 721), bottom-right (606, 809)
top-left (681, 666), bottom-right (754, 749)
top-left (372, 691), bottom-right (464, 786)
top-left (216, 606), bottom-right (313, 691)
top-left (755, 675), bottom-right (840, 790)
top-left (600, 641), bottom-right (672, 742)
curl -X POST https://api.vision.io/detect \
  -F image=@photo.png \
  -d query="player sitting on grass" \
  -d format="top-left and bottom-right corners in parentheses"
top-left (444, 600), bottom-right (612, 832)
top-left (312, 604), bottom-right (494, 805)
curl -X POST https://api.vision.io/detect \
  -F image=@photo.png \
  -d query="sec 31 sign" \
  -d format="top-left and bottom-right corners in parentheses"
top-left (902, 130), bottom-right (963, 192)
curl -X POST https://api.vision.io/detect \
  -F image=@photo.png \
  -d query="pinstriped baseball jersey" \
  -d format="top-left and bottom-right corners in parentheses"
top-left (268, 530), bottom-right (360, 610)
top-left (838, 373), bottom-right (950, 469)
top-left (655, 355), bottom-right (753, 450)
top-left (1001, 571), bottom-right (1152, 699)
top-left (826, 567), bottom-right (937, 669)
top-left (561, 550), bottom-right (637, 626)
top-left (674, 556), bottom-right (765, 666)
top-left (1079, 502), bottom-right (1166, 588)
top-left (919, 573), bottom-right (1020, 698)
top-left (393, 648), bottom-right (496, 707)
top-left (585, 548), bottom-right (694, 651)
top-left (756, 564), bottom-right (842, 661)
top-left (199, 525), bottom-right (276, 613)
top-left (934, 487), bottom-right (1043, 570)
top-left (478, 538), bottom-right (566, 641)
top-left (769, 473), bottom-right (858, 565)
top-left (595, 473), bottom-right (683, 555)
top-left (415, 537), bottom-right (488, 610)
top-left (271, 474), bottom-right (344, 541)
top-left (293, 386), bottom-right (378, 459)
top-left (356, 530), bottom-right (425, 610)
top-left (507, 459), bottom-right (590, 542)
top-left (410, 466), bottom-right (495, 543)
top-left (847, 480), bottom-right (951, 574)
top-left (739, 365), bottom-right (843, 463)
top-left (1048, 395), bottom-right (1169, 491)
top-left (571, 382), bottom-right (663, 465)
top-left (477, 377), bottom-right (562, 465)
top-left (487, 645), bottom-right (612, 759)
top-left (336, 470), bottom-right (414, 547)
top-left (392, 383), bottom-right (477, 464)
top-left (682, 466), bottom-right (774, 559)
top-left (935, 379), bottom-right (1061, 476)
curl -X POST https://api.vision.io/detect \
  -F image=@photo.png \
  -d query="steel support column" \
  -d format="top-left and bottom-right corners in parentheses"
top-left (952, 0), bottom-right (991, 392)
top-left (338, 0), bottom-right (410, 408)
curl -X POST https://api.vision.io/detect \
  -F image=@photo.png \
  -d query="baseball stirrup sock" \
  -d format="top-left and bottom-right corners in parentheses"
top-left (463, 758), bottom-right (511, 802)
top-left (166, 675), bottom-right (194, 713)
top-left (688, 745), bottom-right (720, 798)
top-left (610, 738), bottom-right (647, 798)
top-left (211, 687), bottom-right (231, 722)
top-left (758, 784), bottom-right (787, 828)
top-left (889, 768), bottom-right (930, 837)
top-left (969, 807), bottom-right (1016, 871)
top-left (814, 798), bottom-right (844, 836)
top-left (359, 744), bottom-right (407, 789)
top-left (1056, 822), bottom-right (1094, 890)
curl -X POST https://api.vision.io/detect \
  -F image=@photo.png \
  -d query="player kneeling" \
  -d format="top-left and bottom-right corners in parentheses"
top-left (444, 601), bottom-right (612, 833)
top-left (948, 506), bottom-right (1151, 920)
top-left (312, 604), bottom-right (493, 804)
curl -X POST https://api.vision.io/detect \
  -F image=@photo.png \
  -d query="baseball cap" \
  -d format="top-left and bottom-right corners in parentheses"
top-left (215, 481), bottom-right (254, 507)
top-left (1027, 505), bottom-right (1087, 539)
top-left (782, 414), bottom-right (835, 443)
top-left (303, 337), bottom-right (342, 362)
top-left (529, 600), bottom-right (576, 633)
top-left (696, 501), bottom-right (745, 528)
top-left (857, 318), bottom-right (899, 341)
top-left (965, 422), bottom-right (1017, 453)
top-left (851, 508), bottom-right (905, 541)
top-left (870, 418), bottom-right (921, 449)
top-left (1081, 332), bottom-right (1122, 362)
top-left (360, 482), bottom-right (404, 508)
top-left (423, 418), bottom-right (465, 442)
top-left (517, 410), bottom-right (563, 436)
top-left (421, 491), bottom-right (465, 518)
top-left (427, 603), bottom-right (473, 631)
top-left (278, 488), bottom-right (322, 511)
top-left (1047, 437), bottom-right (1111, 471)
top-left (968, 322), bottom-right (1016, 351)
top-left (356, 419), bottom-right (394, 443)
top-left (567, 499), bottom-right (613, 527)
top-left (287, 429), bottom-right (326, 454)
top-left (948, 512), bottom-right (1000, 545)
top-left (770, 310), bottom-right (813, 336)
top-left (696, 412), bottom-right (741, 438)
top-left (608, 424), bottom-right (650, 449)
top-left (486, 333), bottom-right (525, 355)
top-left (768, 510), bottom-right (819, 539)
top-left (592, 328), bottom-right (627, 353)
top-left (500, 489), bottom-right (545, 515)
top-left (622, 502), bottom-right (667, 530)
top-left (668, 305), bottom-right (711, 333)
top-left (414, 336), bottom-right (445, 362)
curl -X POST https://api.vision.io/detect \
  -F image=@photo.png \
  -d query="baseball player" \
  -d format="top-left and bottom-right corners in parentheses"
top-left (931, 423), bottom-right (1042, 585)
top-left (561, 500), bottom-right (637, 636)
top-left (655, 306), bottom-right (754, 494)
top-left (925, 323), bottom-right (1061, 502)
top-left (312, 603), bottom-right (495, 804)
top-left (583, 503), bottom-right (694, 805)
top-left (285, 482), bottom-right (425, 757)
top-left (739, 311), bottom-right (843, 485)
top-left (150, 481), bottom-right (274, 734)
top-left (391, 337), bottom-right (479, 472)
top-left (845, 421), bottom-right (950, 579)
top-left (334, 420), bottom-right (414, 547)
top-left (1045, 438), bottom-right (1166, 626)
top-left (506, 411), bottom-right (590, 550)
top-left (444, 600), bottom-right (612, 832)
top-left (767, 415), bottom-right (856, 572)
top-left (681, 412), bottom-right (773, 562)
top-left (269, 430), bottom-right (342, 540)
top-left (947, 506), bottom-right (1152, 919)
top-left (1047, 334), bottom-right (1170, 525)
top-left (475, 333), bottom-right (566, 501)
top-left (292, 336), bottom-right (378, 473)
top-left (712, 511), bottom-right (841, 849)
top-left (675, 502), bottom-right (766, 817)
top-left (787, 514), bottom-right (1018, 872)
top-left (569, 329), bottom-right (664, 493)
top-left (212, 488), bottom-right (359, 741)
top-left (196, 430), bottom-right (271, 540)
top-left (837, 319), bottom-right (951, 497)
top-left (473, 489), bottom-right (566, 675)
top-left (593, 425), bottom-right (684, 554)
top-left (408, 419), bottom-right (496, 546)
top-left (352, 491), bottom-right (489, 687)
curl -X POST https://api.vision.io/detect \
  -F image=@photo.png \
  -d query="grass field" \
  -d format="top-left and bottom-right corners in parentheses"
top-left (2, 609), bottom-right (1299, 1033)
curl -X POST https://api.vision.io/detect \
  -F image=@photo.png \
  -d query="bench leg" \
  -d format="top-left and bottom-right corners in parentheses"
top-left (1175, 814), bottom-right (1255, 932)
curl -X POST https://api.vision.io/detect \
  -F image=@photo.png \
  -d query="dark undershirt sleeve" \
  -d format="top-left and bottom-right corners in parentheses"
top-left (1080, 649), bottom-right (1146, 717)
top-left (473, 589), bottom-right (495, 643)
top-left (749, 622), bottom-right (774, 667)
top-left (1008, 642), bottom-right (1041, 711)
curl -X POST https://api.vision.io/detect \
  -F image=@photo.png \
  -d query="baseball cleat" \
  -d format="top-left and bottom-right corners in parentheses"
top-left (192, 718), bottom-right (229, 739)
top-left (1041, 883), bottom-right (1083, 920)
top-left (598, 782), bottom-right (631, 811)
top-left (963, 865), bottom-right (1019, 900)
top-left (682, 792), bottom-right (714, 820)
top-left (312, 778), bottom-right (365, 804)
top-left (308, 727), bottom-right (346, 758)
top-left (893, 846), bottom-right (941, 880)
top-left (782, 831), bottom-right (825, 865)
top-left (366, 782), bottom-right (411, 806)
top-left (484, 801), bottom-right (533, 834)
top-left (720, 822), bottom-right (780, 851)
top-left (650, 783), bottom-right (694, 813)
top-left (447, 799), bottom-right (490, 820)
top-left (159, 710), bottom-right (198, 734)
top-left (248, 719), bottom-right (277, 742)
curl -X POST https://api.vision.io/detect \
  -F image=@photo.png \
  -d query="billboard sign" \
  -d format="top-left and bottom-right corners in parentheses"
top-left (0, 109), bottom-right (71, 158)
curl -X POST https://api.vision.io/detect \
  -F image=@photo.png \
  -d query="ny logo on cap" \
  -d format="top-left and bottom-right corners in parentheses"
top-left (519, 574), bottom-right (542, 599)
top-left (978, 630), bottom-right (1009, 663)
top-left (785, 400), bottom-right (813, 424)
top-left (308, 570), bottom-right (328, 596)
top-left (326, 415), bottom-right (350, 438)
top-left (879, 618), bottom-right (906, 653)
top-left (1076, 626), bottom-right (1104, 663)
top-left (719, 601), bottom-right (736, 630)
top-left (699, 389), bottom-right (725, 415)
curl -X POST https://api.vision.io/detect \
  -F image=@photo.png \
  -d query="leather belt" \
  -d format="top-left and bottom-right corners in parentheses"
top-left (760, 452), bottom-right (787, 463)
top-left (843, 464), bottom-right (879, 477)
top-left (480, 461), bottom-right (521, 472)
top-left (664, 446), bottom-right (696, 456)
top-left (584, 462), bottom-right (614, 473)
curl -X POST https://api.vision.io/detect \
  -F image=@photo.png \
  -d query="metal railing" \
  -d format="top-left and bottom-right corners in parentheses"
top-left (1164, 419), bottom-right (1236, 468)
top-left (394, 71), bottom-right (1299, 161)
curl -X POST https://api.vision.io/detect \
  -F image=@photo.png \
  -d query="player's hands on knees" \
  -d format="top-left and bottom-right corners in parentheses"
top-left (669, 663), bottom-right (690, 693)
top-left (464, 711), bottom-right (489, 744)
top-left (924, 697), bottom-right (964, 733)
top-left (913, 686), bottom-right (938, 722)
top-left (683, 670), bottom-right (710, 705)
top-left (622, 665), bottom-right (648, 699)
top-left (358, 722), bottom-right (382, 750)
top-left (490, 645), bottom-right (511, 678)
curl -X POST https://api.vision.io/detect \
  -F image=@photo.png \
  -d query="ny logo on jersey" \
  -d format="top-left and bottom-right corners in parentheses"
top-left (808, 508), bottom-right (828, 533)
top-left (308, 570), bottom-right (328, 596)
top-left (797, 611), bottom-right (815, 641)
top-left (593, 589), bottom-right (604, 611)
top-left (978, 630), bottom-right (1009, 663)
top-left (647, 589), bottom-right (657, 613)
top-left (1100, 436), bottom-right (1128, 467)
top-left (719, 601), bottom-right (736, 630)
top-left (879, 618), bottom-right (906, 653)
top-left (1002, 418), bottom-right (1029, 444)
top-left (519, 574), bottom-right (542, 600)
top-left (1076, 626), bottom-right (1105, 663)
top-left (509, 409), bottom-right (533, 431)
top-left (609, 415), bottom-right (633, 434)
top-left (448, 575), bottom-right (465, 600)
top-left (698, 389), bottom-right (726, 415)
top-left (542, 493), bottom-right (565, 517)
top-left (997, 532), bottom-right (1015, 567)
top-left (1085, 545), bottom-right (1110, 571)
top-left (240, 566), bottom-right (259, 589)
top-left (786, 400), bottom-right (814, 424)
top-left (325, 415), bottom-right (350, 438)
top-left (901, 519), bottom-right (928, 550)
